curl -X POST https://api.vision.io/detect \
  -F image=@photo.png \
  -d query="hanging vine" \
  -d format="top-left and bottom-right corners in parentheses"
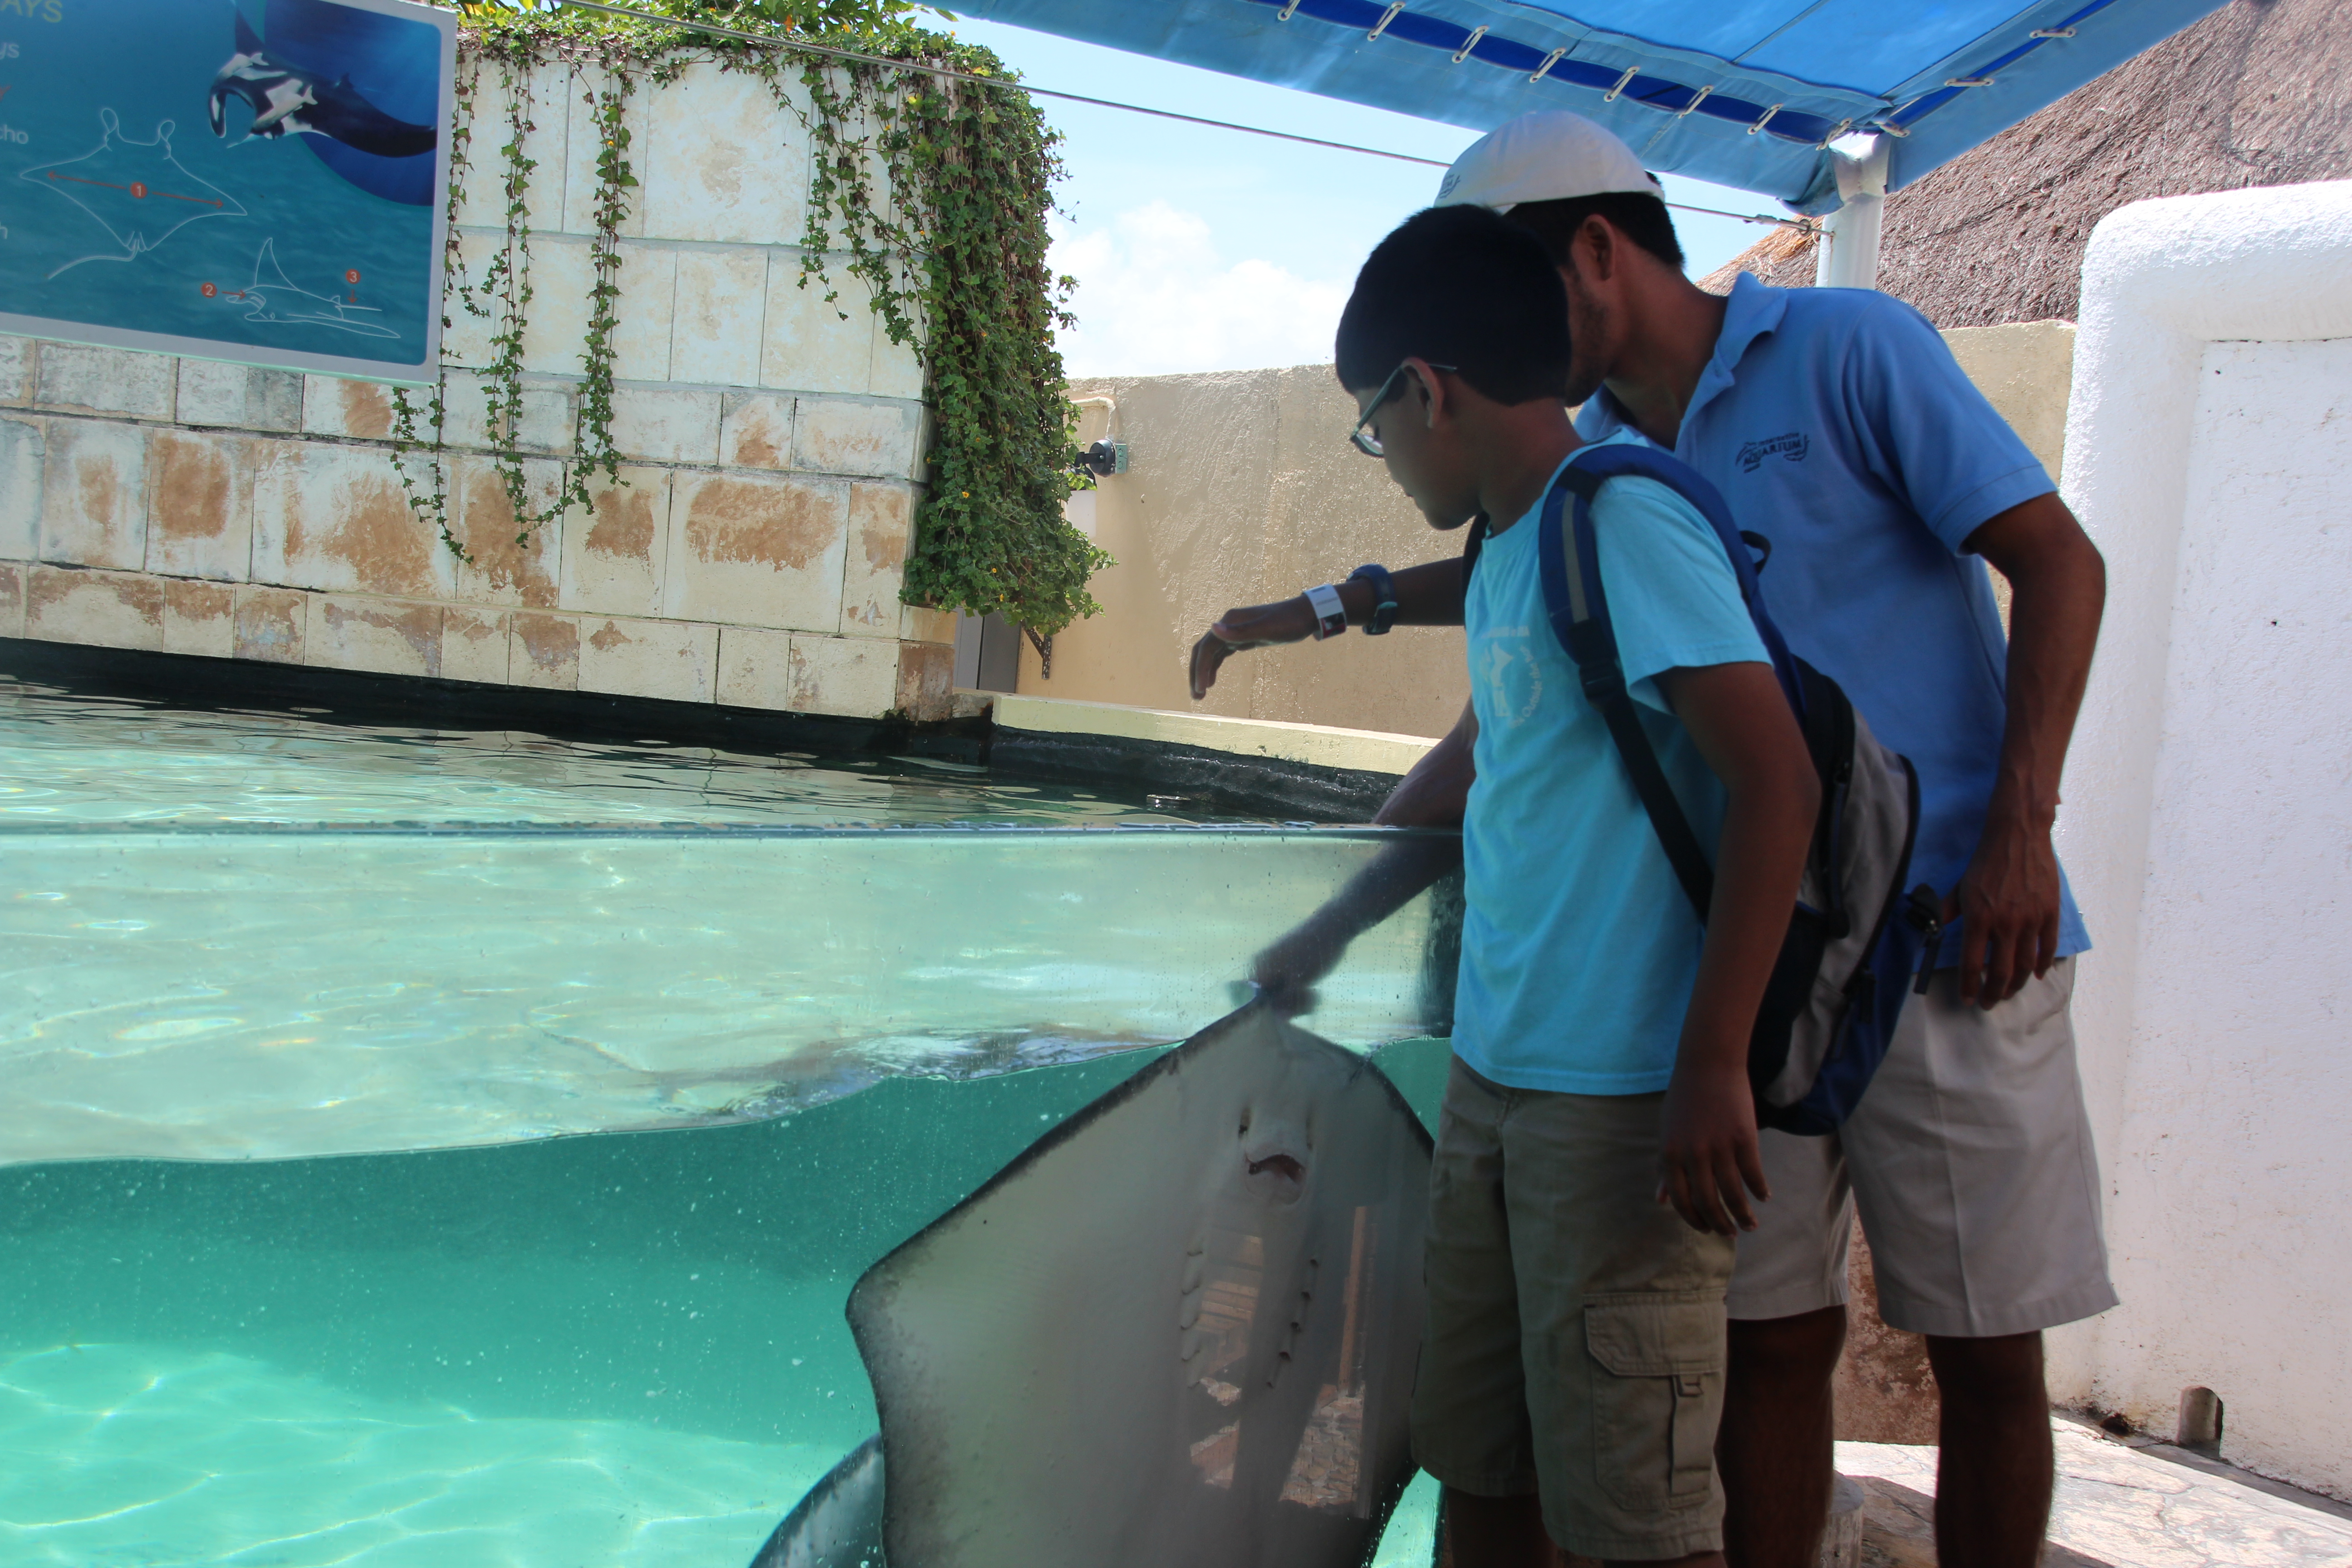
top-left (389, 8), bottom-right (1102, 642)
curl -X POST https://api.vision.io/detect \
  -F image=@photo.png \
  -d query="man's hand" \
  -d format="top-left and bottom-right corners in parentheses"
top-left (1250, 909), bottom-right (1354, 1016)
top-left (1945, 806), bottom-right (2061, 1007)
top-left (1658, 1064), bottom-right (1769, 1235)
top-left (1189, 597), bottom-right (1316, 700)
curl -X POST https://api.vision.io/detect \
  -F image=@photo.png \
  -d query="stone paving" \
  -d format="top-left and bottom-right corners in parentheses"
top-left (1839, 1418), bottom-right (2352, 1567)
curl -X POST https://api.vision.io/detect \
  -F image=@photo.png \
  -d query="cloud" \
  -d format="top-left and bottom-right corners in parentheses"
top-left (1050, 201), bottom-right (1351, 378)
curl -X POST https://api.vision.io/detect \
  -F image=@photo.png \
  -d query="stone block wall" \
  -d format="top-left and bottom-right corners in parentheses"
top-left (0, 57), bottom-right (956, 720)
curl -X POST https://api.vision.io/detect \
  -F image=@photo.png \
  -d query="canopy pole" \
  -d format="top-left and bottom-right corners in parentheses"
top-left (1814, 136), bottom-right (1890, 290)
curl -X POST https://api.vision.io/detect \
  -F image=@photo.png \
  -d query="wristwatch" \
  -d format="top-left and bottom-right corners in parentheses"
top-left (1348, 564), bottom-right (1399, 634)
top-left (1304, 582), bottom-right (1348, 640)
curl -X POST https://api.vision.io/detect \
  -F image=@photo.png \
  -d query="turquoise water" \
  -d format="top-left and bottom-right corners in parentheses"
top-left (0, 676), bottom-right (1454, 1565)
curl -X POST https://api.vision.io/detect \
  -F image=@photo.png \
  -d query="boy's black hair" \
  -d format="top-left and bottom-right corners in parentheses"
top-left (1334, 203), bottom-right (1573, 407)
top-left (1503, 191), bottom-right (1686, 270)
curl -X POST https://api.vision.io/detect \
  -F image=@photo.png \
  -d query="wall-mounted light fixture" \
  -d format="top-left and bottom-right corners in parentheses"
top-left (1081, 440), bottom-right (1129, 477)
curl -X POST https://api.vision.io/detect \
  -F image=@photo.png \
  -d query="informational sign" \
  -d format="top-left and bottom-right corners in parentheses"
top-left (0, 0), bottom-right (455, 384)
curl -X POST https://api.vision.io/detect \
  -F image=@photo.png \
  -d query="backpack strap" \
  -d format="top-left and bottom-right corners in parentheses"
top-left (1539, 468), bottom-right (1718, 920)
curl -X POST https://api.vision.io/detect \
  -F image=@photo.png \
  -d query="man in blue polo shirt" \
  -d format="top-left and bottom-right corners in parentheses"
top-left (1187, 112), bottom-right (2113, 1568)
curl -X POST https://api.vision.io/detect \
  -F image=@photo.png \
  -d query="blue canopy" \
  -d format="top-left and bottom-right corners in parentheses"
top-left (958, 0), bottom-right (2228, 212)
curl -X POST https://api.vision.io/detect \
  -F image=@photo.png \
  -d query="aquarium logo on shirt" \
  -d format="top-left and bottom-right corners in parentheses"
top-left (1737, 431), bottom-right (1810, 472)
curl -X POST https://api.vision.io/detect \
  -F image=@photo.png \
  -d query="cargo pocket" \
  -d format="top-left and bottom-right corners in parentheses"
top-left (1583, 1293), bottom-right (1726, 1512)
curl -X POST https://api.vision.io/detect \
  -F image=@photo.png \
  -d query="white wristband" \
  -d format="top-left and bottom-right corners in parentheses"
top-left (1305, 583), bottom-right (1348, 639)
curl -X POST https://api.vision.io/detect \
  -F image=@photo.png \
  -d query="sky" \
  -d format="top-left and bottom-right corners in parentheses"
top-left (936, 15), bottom-right (1791, 379)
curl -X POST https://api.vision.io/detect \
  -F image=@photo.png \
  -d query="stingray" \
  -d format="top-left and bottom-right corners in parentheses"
top-left (751, 1004), bottom-right (1433, 1568)
top-left (218, 238), bottom-right (397, 340)
top-left (20, 111), bottom-right (246, 278)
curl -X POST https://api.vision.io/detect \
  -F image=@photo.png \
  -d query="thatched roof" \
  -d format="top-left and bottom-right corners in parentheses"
top-left (1697, 0), bottom-right (2352, 326)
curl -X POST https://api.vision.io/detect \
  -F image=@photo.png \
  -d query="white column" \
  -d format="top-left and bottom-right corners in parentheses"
top-left (1813, 135), bottom-right (1890, 291)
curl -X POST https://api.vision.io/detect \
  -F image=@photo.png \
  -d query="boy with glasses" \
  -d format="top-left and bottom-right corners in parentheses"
top-left (1304, 201), bottom-right (1819, 1566)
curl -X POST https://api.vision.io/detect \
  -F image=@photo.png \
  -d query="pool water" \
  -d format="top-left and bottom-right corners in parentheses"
top-left (0, 671), bottom-right (1455, 1565)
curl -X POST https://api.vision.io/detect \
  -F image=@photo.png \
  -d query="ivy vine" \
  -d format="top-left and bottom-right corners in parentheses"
top-left (391, 8), bottom-right (1105, 644)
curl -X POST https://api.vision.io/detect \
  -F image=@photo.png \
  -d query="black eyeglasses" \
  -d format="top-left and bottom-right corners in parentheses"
top-left (1349, 361), bottom-right (1456, 457)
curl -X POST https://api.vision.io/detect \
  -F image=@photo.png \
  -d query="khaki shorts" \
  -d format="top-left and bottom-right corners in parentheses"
top-left (1412, 1059), bottom-right (1736, 1562)
top-left (1729, 958), bottom-right (2119, 1337)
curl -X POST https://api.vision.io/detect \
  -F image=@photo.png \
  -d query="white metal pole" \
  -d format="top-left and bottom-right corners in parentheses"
top-left (1814, 135), bottom-right (1890, 291)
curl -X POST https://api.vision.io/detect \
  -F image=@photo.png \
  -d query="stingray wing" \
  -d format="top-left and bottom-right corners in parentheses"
top-left (848, 1005), bottom-right (1431, 1568)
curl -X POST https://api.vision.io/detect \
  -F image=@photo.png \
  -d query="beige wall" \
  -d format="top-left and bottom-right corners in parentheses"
top-left (0, 55), bottom-right (958, 720)
top-left (1024, 320), bottom-right (2078, 736)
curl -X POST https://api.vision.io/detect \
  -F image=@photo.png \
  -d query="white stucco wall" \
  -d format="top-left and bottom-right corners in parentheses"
top-left (2050, 179), bottom-right (2352, 1499)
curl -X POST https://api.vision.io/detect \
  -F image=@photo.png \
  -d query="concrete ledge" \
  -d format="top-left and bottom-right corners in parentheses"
top-left (986, 695), bottom-right (1436, 823)
top-left (990, 695), bottom-right (1436, 776)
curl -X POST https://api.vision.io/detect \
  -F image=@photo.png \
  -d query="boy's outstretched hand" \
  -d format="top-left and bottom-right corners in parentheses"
top-left (1658, 1067), bottom-right (1770, 1235)
top-left (1189, 596), bottom-right (1316, 700)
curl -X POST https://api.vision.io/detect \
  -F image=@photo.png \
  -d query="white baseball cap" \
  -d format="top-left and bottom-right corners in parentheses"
top-left (1434, 111), bottom-right (1663, 212)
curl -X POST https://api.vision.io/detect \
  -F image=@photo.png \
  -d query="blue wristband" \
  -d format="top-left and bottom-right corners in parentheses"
top-left (1348, 564), bottom-right (1399, 635)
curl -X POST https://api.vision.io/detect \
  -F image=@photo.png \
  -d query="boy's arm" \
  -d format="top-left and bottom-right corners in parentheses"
top-left (1955, 493), bottom-right (2105, 1006)
top-left (1651, 660), bottom-right (1821, 1236)
top-left (1189, 558), bottom-right (1465, 700)
top-left (1250, 703), bottom-right (1477, 1012)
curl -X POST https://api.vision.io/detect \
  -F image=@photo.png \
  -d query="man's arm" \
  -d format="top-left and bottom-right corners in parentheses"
top-left (1955, 493), bottom-right (2106, 1007)
top-left (1189, 558), bottom-right (1465, 700)
top-left (1652, 661), bottom-right (1820, 1236)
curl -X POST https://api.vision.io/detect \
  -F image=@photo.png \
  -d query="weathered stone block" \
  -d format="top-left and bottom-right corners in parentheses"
top-left (308, 594), bottom-right (443, 678)
top-left (895, 638), bottom-right (956, 721)
top-left (577, 614), bottom-right (715, 703)
top-left (840, 481), bottom-right (911, 640)
top-left (442, 606), bottom-right (513, 685)
top-left (665, 470), bottom-right (848, 631)
top-left (252, 442), bottom-right (453, 600)
top-left (37, 343), bottom-right (174, 420)
top-left (513, 382), bottom-right (575, 456)
top-left (714, 624), bottom-right (795, 710)
top-left (610, 243), bottom-right (677, 383)
top-left (761, 258), bottom-right (875, 396)
top-left (302, 376), bottom-right (398, 441)
top-left (0, 562), bottom-right (23, 638)
top-left (640, 63), bottom-right (808, 246)
top-left (446, 456), bottom-right (562, 608)
top-left (146, 430), bottom-right (256, 582)
top-left (794, 397), bottom-right (921, 480)
top-left (511, 610), bottom-right (580, 690)
top-left (178, 362), bottom-right (304, 432)
top-left (40, 418), bottom-right (147, 570)
top-left (439, 232), bottom-right (505, 369)
top-left (438, 371), bottom-right (499, 451)
top-left (786, 632), bottom-right (897, 717)
top-left (452, 60), bottom-right (570, 233)
top-left (718, 392), bottom-right (794, 471)
top-left (0, 337), bottom-right (36, 407)
top-left (609, 386), bottom-right (720, 465)
top-left (162, 578), bottom-right (236, 658)
top-left (234, 585), bottom-right (307, 663)
top-left (670, 246), bottom-right (769, 388)
top-left (902, 603), bottom-right (956, 645)
top-left (870, 317), bottom-right (926, 402)
top-left (520, 235), bottom-right (594, 377)
top-left (559, 466), bottom-right (669, 618)
top-left (25, 565), bottom-right (164, 649)
top-left (0, 418), bottom-right (42, 561)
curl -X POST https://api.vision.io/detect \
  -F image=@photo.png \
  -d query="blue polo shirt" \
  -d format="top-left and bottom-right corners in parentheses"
top-left (1576, 275), bottom-right (2089, 960)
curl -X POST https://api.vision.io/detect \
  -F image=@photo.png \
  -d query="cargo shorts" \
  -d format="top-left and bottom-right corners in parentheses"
top-left (1411, 1058), bottom-right (1737, 1562)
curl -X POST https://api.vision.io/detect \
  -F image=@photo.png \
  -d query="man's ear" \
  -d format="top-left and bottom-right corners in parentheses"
top-left (1576, 214), bottom-right (1618, 284)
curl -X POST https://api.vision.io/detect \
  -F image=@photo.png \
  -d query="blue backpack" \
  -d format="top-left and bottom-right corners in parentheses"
top-left (1464, 443), bottom-right (1940, 1134)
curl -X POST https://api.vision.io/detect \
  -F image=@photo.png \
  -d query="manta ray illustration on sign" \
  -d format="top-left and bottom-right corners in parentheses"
top-left (750, 1004), bottom-right (1434, 1568)
top-left (20, 110), bottom-right (246, 278)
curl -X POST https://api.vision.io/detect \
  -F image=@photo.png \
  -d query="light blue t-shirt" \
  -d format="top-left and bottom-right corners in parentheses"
top-left (1455, 433), bottom-right (1769, 1096)
top-left (1576, 275), bottom-right (2089, 961)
